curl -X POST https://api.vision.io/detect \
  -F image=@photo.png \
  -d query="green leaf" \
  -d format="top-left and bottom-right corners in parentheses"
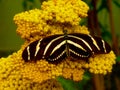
top-left (84, 0), bottom-right (93, 10)
top-left (22, 0), bottom-right (36, 10)
top-left (57, 72), bottom-right (91, 90)
top-left (116, 56), bottom-right (120, 62)
top-left (113, 0), bottom-right (120, 7)
top-left (97, 0), bottom-right (109, 12)
top-left (22, 1), bottom-right (27, 10)
top-left (28, 0), bottom-right (34, 3)
top-left (76, 72), bottom-right (91, 90)
top-left (57, 76), bottom-right (78, 90)
top-left (99, 23), bottom-right (112, 41)
top-left (80, 18), bottom-right (88, 26)
top-left (83, 71), bottom-right (91, 81)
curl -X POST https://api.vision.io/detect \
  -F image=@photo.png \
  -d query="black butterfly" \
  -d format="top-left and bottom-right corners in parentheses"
top-left (22, 33), bottom-right (111, 62)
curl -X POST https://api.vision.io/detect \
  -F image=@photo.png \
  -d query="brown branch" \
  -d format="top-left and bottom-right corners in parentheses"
top-left (88, 0), bottom-right (101, 36)
top-left (92, 74), bottom-right (105, 90)
top-left (115, 77), bottom-right (120, 90)
top-left (107, 0), bottom-right (119, 55)
top-left (88, 0), bottom-right (105, 90)
top-left (107, 1), bottom-right (120, 90)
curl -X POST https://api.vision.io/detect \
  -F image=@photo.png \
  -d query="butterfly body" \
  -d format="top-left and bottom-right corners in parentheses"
top-left (22, 33), bottom-right (111, 62)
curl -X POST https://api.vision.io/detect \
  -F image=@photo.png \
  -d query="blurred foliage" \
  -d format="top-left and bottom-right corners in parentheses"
top-left (83, 0), bottom-right (93, 10)
top-left (97, 0), bottom-right (109, 12)
top-left (22, 0), bottom-right (47, 10)
top-left (23, 0), bottom-right (37, 10)
top-left (99, 23), bottom-right (112, 42)
top-left (57, 72), bottom-right (91, 90)
top-left (113, 0), bottom-right (120, 7)
top-left (0, 50), bottom-right (15, 58)
top-left (116, 56), bottom-right (120, 62)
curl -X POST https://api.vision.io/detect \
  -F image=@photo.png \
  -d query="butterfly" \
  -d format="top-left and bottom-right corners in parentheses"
top-left (22, 33), bottom-right (111, 62)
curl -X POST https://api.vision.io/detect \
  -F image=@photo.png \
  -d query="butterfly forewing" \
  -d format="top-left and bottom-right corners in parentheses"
top-left (22, 40), bottom-right (41, 62)
top-left (90, 35), bottom-right (111, 54)
top-left (35, 35), bottom-right (63, 60)
top-left (104, 41), bottom-right (111, 53)
top-left (41, 35), bottom-right (66, 62)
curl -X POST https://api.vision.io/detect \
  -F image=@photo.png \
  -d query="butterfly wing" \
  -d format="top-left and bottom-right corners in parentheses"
top-left (67, 34), bottom-right (91, 60)
top-left (67, 33), bottom-right (111, 60)
top-left (22, 35), bottom-right (67, 62)
top-left (41, 35), bottom-right (67, 62)
top-left (22, 33), bottom-right (111, 62)
top-left (22, 40), bottom-right (42, 62)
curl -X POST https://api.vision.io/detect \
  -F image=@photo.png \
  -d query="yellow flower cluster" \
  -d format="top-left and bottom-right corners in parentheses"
top-left (14, 9), bottom-right (47, 40)
top-left (21, 58), bottom-right (86, 83)
top-left (87, 51), bottom-right (116, 75)
top-left (41, 0), bottom-right (89, 24)
top-left (14, 0), bottom-right (89, 40)
top-left (12, 0), bottom-right (91, 84)
top-left (0, 51), bottom-right (63, 90)
top-left (0, 50), bottom-right (116, 89)
top-left (20, 51), bottom-right (116, 83)
top-left (62, 68), bottom-right (84, 81)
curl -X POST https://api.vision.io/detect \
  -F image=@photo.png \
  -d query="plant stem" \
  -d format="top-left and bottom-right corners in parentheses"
top-left (115, 76), bottom-right (120, 90)
top-left (88, 0), bottom-right (101, 36)
top-left (92, 74), bottom-right (105, 90)
top-left (107, 0), bottom-right (119, 55)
